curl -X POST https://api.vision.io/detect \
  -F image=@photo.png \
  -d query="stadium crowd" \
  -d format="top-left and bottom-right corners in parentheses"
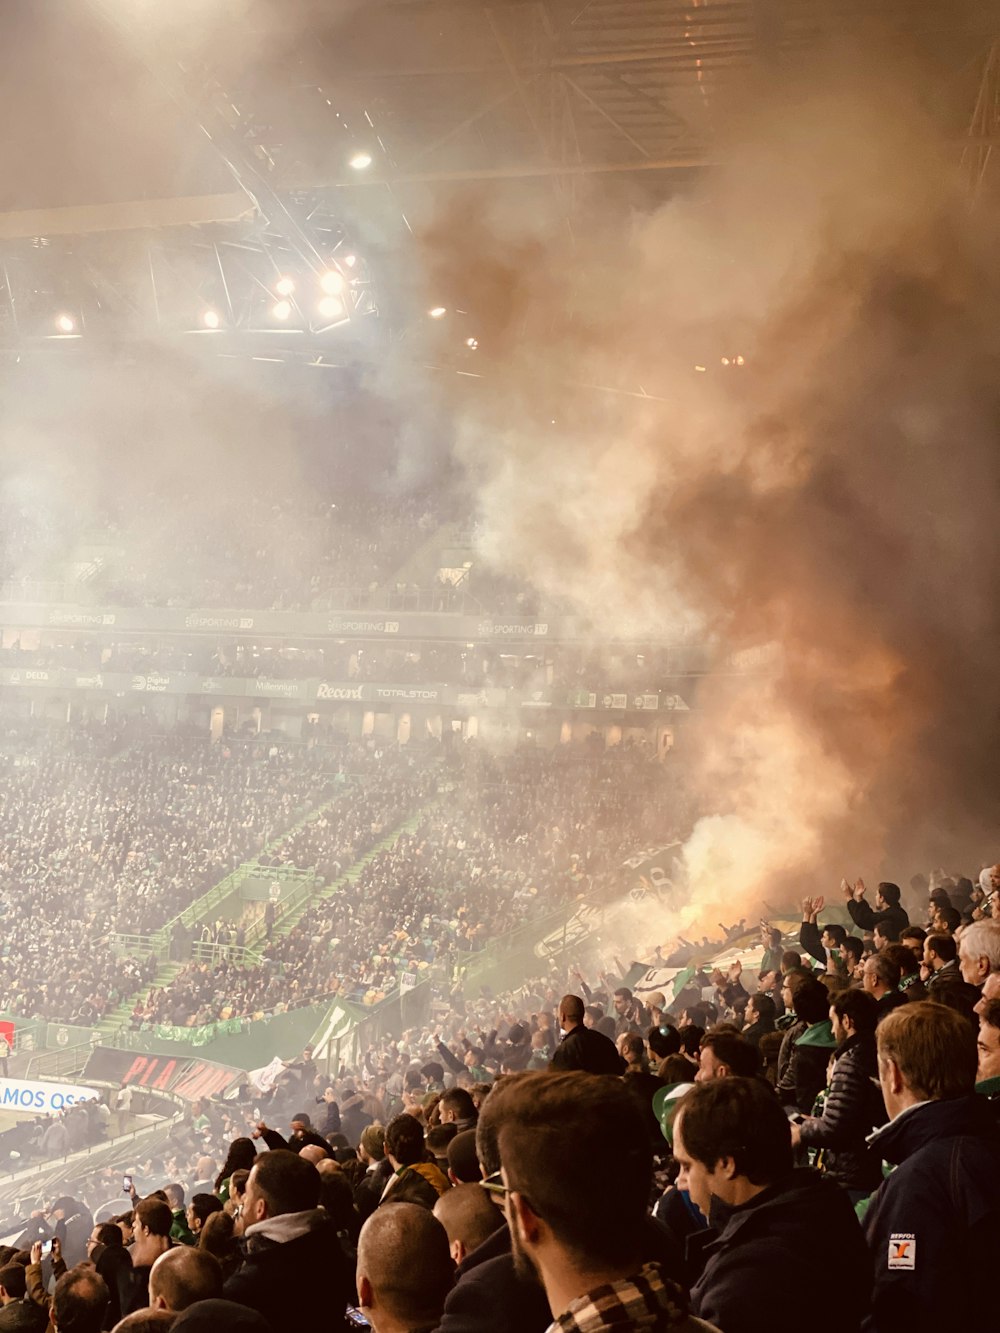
top-left (5, 867), bottom-right (998, 1333)
top-left (137, 746), bottom-right (691, 1021)
top-left (0, 728), bottom-right (429, 1023)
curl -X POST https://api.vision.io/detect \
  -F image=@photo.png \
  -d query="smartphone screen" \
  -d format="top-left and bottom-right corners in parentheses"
top-left (122, 1174), bottom-right (133, 1194)
top-left (40, 1240), bottom-right (52, 1257)
top-left (346, 1308), bottom-right (371, 1329)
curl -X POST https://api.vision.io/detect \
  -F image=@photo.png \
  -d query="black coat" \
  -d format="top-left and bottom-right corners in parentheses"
top-left (798, 1035), bottom-right (886, 1190)
top-left (433, 1223), bottom-right (551, 1333)
top-left (863, 1095), bottom-right (1000, 1333)
top-left (224, 1213), bottom-right (353, 1332)
top-left (875, 991), bottom-right (909, 1025)
top-left (689, 1170), bottom-right (869, 1333)
top-left (847, 898), bottom-right (909, 938)
top-left (925, 962), bottom-right (979, 1025)
top-left (548, 1025), bottom-right (624, 1076)
top-left (354, 1158), bottom-right (393, 1222)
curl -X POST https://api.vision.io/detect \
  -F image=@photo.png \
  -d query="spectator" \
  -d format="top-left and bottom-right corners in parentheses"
top-left (672, 1078), bottom-right (869, 1333)
top-left (224, 1149), bottom-right (352, 1329)
top-left (776, 974), bottom-right (837, 1113)
top-left (957, 919), bottom-right (1000, 991)
top-left (355, 1126), bottom-right (391, 1221)
top-left (0, 1264), bottom-right (45, 1333)
top-left (185, 1197), bottom-right (223, 1240)
top-left (214, 1142), bottom-right (258, 1204)
top-left (799, 897), bottom-right (847, 970)
top-left (170, 1300), bottom-right (268, 1333)
top-left (694, 1031), bottom-right (760, 1081)
top-left (975, 998), bottom-right (1000, 1102)
top-left (495, 1071), bottom-right (703, 1332)
top-left (380, 1115), bottom-right (450, 1209)
top-left (863, 1002), bottom-right (1000, 1331)
top-left (862, 954), bottom-right (908, 1024)
top-left (164, 1188), bottom-right (193, 1247)
top-left (356, 1203), bottom-right (454, 1333)
top-left (445, 1130), bottom-right (482, 1186)
top-left (89, 1224), bottom-right (131, 1330)
top-left (433, 1184), bottom-right (505, 1267)
top-left (741, 994), bottom-right (776, 1048)
top-left (149, 1249), bottom-right (223, 1313)
top-left (881, 944), bottom-right (926, 1002)
top-left (52, 1269), bottom-right (109, 1333)
top-left (845, 879), bottom-right (909, 939)
top-left (922, 934), bottom-right (979, 1024)
top-left (197, 1213), bottom-right (241, 1284)
top-left (120, 1199), bottom-right (174, 1319)
top-left (111, 1312), bottom-right (176, 1333)
top-left (793, 988), bottom-right (886, 1200)
top-left (438, 1090), bottom-right (477, 1133)
top-left (548, 995), bottom-right (624, 1075)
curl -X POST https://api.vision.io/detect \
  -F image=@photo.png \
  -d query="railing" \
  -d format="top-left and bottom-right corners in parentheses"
top-left (188, 940), bottom-right (263, 968)
top-left (25, 1041), bottom-right (97, 1082)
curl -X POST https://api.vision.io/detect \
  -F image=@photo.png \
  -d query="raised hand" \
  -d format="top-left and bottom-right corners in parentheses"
top-left (853, 878), bottom-right (866, 902)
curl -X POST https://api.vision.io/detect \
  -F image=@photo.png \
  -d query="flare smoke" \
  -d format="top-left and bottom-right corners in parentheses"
top-left (421, 50), bottom-right (1000, 933)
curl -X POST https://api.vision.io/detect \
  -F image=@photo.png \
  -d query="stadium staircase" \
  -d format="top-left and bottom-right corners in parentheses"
top-left (91, 798), bottom-right (441, 1051)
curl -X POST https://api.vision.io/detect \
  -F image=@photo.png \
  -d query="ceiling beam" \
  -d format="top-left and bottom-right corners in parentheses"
top-left (0, 194), bottom-right (256, 241)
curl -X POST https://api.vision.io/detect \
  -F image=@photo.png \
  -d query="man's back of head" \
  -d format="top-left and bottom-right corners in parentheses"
top-left (244, 1149), bottom-right (320, 1225)
top-left (357, 1203), bottom-right (454, 1332)
top-left (150, 1247), bottom-right (223, 1312)
top-left (53, 1269), bottom-right (109, 1333)
top-left (557, 995), bottom-right (584, 1029)
top-left (136, 1198), bottom-right (174, 1241)
top-left (493, 1071), bottom-right (652, 1273)
top-left (433, 1183), bottom-right (505, 1265)
top-left (877, 1000), bottom-right (977, 1117)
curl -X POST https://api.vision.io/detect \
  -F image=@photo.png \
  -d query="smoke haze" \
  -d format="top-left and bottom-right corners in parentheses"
top-left (420, 44), bottom-right (1000, 930)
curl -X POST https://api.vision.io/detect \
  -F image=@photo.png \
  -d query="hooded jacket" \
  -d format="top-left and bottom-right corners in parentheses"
top-left (779, 1019), bottom-right (838, 1114)
top-left (688, 1169), bottom-right (869, 1333)
top-left (224, 1209), bottom-right (352, 1332)
top-left (798, 1034), bottom-right (886, 1191)
top-left (380, 1159), bottom-right (450, 1210)
top-left (862, 1095), bottom-right (1000, 1332)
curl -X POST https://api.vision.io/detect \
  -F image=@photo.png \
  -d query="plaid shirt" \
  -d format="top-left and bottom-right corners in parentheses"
top-left (549, 1262), bottom-right (696, 1333)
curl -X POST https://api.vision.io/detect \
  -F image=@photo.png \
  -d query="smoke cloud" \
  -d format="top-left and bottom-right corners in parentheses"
top-left (419, 42), bottom-right (1000, 932)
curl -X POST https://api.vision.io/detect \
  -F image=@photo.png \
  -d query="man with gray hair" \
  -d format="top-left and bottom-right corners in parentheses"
top-left (958, 919), bottom-right (1000, 991)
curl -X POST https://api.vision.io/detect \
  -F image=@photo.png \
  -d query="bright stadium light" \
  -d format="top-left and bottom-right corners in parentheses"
top-left (275, 276), bottom-right (296, 297)
top-left (202, 310), bottom-right (221, 330)
top-left (317, 296), bottom-right (345, 320)
top-left (55, 314), bottom-right (76, 333)
top-left (320, 270), bottom-right (345, 296)
top-left (429, 307), bottom-right (447, 319)
top-left (272, 300), bottom-right (293, 321)
top-left (349, 151), bottom-right (373, 170)
top-left (343, 254), bottom-right (357, 268)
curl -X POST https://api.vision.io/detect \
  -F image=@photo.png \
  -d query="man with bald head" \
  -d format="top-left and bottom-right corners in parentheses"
top-left (549, 995), bottom-right (625, 1075)
top-left (150, 1248), bottom-right (223, 1313)
top-left (298, 1143), bottom-right (329, 1167)
top-left (433, 1184), bottom-right (505, 1267)
top-left (356, 1203), bottom-right (454, 1333)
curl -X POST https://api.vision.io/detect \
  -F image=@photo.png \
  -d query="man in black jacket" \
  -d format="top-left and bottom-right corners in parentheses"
top-left (844, 879), bottom-right (909, 940)
top-left (922, 934), bottom-right (979, 1025)
top-left (223, 1149), bottom-right (352, 1331)
top-left (548, 995), bottom-right (624, 1075)
top-left (793, 987), bottom-right (886, 1198)
top-left (674, 1077), bottom-right (870, 1333)
top-left (863, 1001), bottom-right (1000, 1332)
